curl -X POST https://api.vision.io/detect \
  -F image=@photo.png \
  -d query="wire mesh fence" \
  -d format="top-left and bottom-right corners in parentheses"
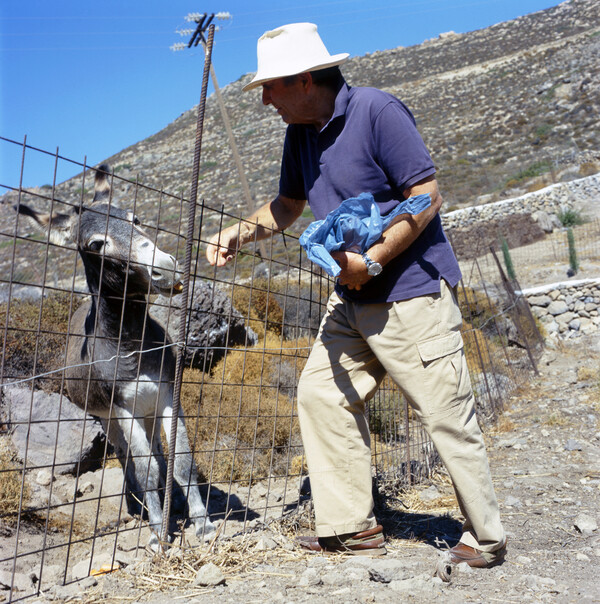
top-left (456, 219), bottom-right (600, 286)
top-left (0, 134), bottom-right (543, 600)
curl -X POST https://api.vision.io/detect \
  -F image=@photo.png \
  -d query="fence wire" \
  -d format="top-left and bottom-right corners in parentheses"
top-left (0, 136), bottom-right (543, 601)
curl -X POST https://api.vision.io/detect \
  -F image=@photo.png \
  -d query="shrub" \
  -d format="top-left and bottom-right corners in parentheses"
top-left (507, 160), bottom-right (551, 186)
top-left (368, 392), bottom-right (403, 441)
top-left (567, 227), bottom-right (579, 274)
top-left (558, 209), bottom-right (584, 227)
top-left (456, 286), bottom-right (498, 331)
top-left (534, 123), bottom-right (552, 138)
top-left (501, 237), bottom-right (517, 280)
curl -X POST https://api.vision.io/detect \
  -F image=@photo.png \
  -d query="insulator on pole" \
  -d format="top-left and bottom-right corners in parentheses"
top-left (170, 42), bottom-right (187, 52)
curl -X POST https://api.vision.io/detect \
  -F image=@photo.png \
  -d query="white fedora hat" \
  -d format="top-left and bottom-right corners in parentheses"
top-left (242, 22), bottom-right (349, 92)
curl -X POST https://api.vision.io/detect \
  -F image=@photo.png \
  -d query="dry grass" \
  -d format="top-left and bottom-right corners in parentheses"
top-left (0, 439), bottom-right (27, 523)
top-left (544, 412), bottom-right (569, 427)
top-left (577, 366), bottom-right (598, 382)
top-left (0, 292), bottom-right (81, 393)
top-left (462, 325), bottom-right (496, 370)
top-left (489, 412), bottom-right (517, 434)
top-left (457, 286), bottom-right (498, 325)
top-left (179, 334), bottom-right (309, 483)
top-left (230, 278), bottom-right (285, 340)
top-left (78, 530), bottom-right (307, 603)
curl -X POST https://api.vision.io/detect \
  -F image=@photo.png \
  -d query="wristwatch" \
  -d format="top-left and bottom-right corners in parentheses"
top-left (361, 252), bottom-right (383, 276)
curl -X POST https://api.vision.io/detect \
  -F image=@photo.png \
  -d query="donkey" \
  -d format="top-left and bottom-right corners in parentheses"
top-left (16, 165), bottom-right (215, 549)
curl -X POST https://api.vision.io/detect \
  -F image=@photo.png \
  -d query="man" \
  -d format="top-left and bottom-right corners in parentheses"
top-left (206, 22), bottom-right (506, 568)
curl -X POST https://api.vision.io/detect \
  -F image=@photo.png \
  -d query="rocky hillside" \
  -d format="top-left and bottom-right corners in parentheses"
top-left (102, 0), bottom-right (599, 210)
top-left (1, 0), bottom-right (599, 249)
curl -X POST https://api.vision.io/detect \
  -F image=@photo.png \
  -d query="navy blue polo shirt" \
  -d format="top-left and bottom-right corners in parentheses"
top-left (279, 81), bottom-right (461, 303)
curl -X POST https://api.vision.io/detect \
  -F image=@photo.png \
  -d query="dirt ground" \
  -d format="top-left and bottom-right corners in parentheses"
top-left (3, 331), bottom-right (594, 604)
top-left (2, 209), bottom-right (599, 603)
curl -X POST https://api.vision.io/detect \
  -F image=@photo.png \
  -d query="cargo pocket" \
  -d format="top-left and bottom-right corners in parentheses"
top-left (417, 331), bottom-right (463, 364)
top-left (416, 331), bottom-right (469, 416)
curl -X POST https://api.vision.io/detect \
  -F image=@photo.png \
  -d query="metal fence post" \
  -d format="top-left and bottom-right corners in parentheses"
top-left (160, 24), bottom-right (215, 548)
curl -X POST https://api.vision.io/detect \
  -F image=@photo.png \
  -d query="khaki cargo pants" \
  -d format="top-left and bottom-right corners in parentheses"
top-left (297, 280), bottom-right (506, 552)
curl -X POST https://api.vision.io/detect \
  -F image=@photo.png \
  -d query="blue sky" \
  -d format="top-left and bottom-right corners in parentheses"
top-left (1, 0), bottom-right (562, 189)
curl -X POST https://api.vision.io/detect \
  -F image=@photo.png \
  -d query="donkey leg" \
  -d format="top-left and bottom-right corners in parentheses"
top-left (144, 414), bottom-right (167, 491)
top-left (146, 414), bottom-right (188, 514)
top-left (101, 417), bottom-right (144, 517)
top-left (162, 405), bottom-right (216, 541)
top-left (115, 410), bottom-right (164, 551)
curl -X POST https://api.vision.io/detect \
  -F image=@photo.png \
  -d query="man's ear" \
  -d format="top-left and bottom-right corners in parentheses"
top-left (298, 72), bottom-right (313, 93)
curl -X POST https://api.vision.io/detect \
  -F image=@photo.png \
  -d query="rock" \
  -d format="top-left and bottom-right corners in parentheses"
top-left (298, 567), bottom-right (321, 587)
top-left (3, 386), bottom-right (106, 475)
top-left (152, 279), bottom-right (257, 370)
top-left (528, 295), bottom-right (552, 307)
top-left (505, 495), bottom-right (522, 507)
top-left (0, 570), bottom-right (33, 592)
top-left (193, 562), bottom-right (226, 586)
top-left (419, 485), bottom-right (441, 502)
top-left (36, 469), bottom-right (53, 486)
top-left (389, 573), bottom-right (441, 596)
top-left (555, 311), bottom-right (576, 324)
top-left (345, 557), bottom-right (415, 582)
top-left (523, 574), bottom-right (557, 591)
top-left (548, 300), bottom-right (569, 315)
top-left (574, 513), bottom-right (598, 534)
top-left (72, 555), bottom-right (119, 581)
top-left (321, 570), bottom-right (347, 586)
top-left (564, 439), bottom-right (583, 451)
top-left (254, 536), bottom-right (278, 551)
top-left (532, 210), bottom-right (560, 233)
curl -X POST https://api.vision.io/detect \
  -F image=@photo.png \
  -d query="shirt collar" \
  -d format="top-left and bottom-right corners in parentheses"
top-left (320, 80), bottom-right (350, 132)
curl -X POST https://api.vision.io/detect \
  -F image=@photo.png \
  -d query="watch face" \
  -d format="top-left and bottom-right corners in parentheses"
top-left (368, 262), bottom-right (383, 276)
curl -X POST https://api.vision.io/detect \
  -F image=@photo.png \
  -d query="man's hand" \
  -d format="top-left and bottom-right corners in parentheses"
top-left (206, 225), bottom-right (244, 267)
top-left (331, 251), bottom-right (371, 290)
top-left (206, 194), bottom-right (306, 268)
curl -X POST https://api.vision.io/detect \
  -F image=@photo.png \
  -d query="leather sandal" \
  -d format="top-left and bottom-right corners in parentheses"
top-left (448, 542), bottom-right (507, 568)
top-left (297, 524), bottom-right (387, 556)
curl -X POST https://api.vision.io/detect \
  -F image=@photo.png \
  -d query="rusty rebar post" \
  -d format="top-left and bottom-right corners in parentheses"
top-left (161, 24), bottom-right (215, 548)
top-left (489, 246), bottom-right (540, 375)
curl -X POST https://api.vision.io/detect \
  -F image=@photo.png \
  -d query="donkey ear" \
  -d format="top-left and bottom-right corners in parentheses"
top-left (92, 164), bottom-right (112, 203)
top-left (14, 204), bottom-right (76, 246)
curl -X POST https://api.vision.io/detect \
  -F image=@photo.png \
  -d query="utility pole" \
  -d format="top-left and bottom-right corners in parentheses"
top-left (173, 13), bottom-right (266, 258)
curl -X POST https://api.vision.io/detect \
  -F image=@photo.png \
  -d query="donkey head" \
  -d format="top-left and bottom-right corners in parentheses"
top-left (16, 165), bottom-right (183, 298)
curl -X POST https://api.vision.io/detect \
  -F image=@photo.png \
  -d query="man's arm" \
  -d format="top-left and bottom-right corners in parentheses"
top-left (206, 194), bottom-right (306, 267)
top-left (333, 175), bottom-right (443, 289)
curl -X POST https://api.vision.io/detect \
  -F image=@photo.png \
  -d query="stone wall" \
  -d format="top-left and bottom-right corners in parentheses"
top-left (519, 279), bottom-right (600, 341)
top-left (441, 173), bottom-right (600, 230)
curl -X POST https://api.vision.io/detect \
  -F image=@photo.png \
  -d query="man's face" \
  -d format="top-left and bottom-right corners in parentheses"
top-left (261, 77), bottom-right (310, 124)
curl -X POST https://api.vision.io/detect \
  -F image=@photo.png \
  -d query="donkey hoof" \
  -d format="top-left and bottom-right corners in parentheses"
top-left (148, 528), bottom-right (174, 552)
top-left (196, 520), bottom-right (217, 542)
top-left (148, 533), bottom-right (161, 553)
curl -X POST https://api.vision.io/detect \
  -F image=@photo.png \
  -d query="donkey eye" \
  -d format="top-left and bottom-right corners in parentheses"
top-left (88, 239), bottom-right (105, 252)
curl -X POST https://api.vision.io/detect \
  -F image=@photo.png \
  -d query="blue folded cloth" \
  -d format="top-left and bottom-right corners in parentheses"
top-left (299, 192), bottom-right (431, 277)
